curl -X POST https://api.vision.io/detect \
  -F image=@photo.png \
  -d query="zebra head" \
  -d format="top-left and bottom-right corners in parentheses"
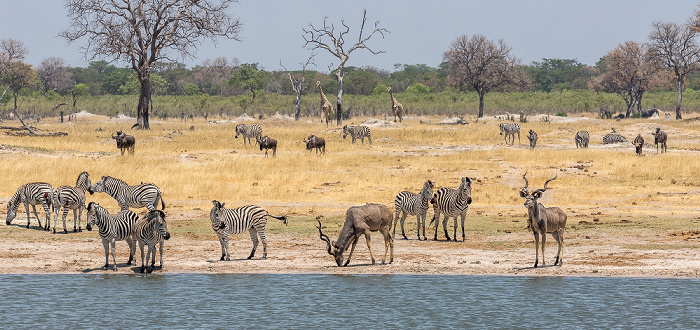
top-left (234, 124), bottom-right (245, 138)
top-left (85, 202), bottom-right (101, 231)
top-left (520, 172), bottom-right (557, 208)
top-left (88, 176), bottom-right (110, 195)
top-left (6, 205), bottom-right (16, 225)
top-left (499, 123), bottom-right (505, 135)
top-left (147, 210), bottom-right (170, 240)
top-left (342, 125), bottom-right (351, 139)
top-left (421, 180), bottom-right (434, 200)
top-left (77, 172), bottom-right (92, 192)
top-left (460, 177), bottom-right (473, 205)
top-left (210, 200), bottom-right (226, 230)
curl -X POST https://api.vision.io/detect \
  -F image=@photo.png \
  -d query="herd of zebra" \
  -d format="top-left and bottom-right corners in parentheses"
top-left (233, 123), bottom-right (372, 157)
top-left (498, 123), bottom-right (669, 154)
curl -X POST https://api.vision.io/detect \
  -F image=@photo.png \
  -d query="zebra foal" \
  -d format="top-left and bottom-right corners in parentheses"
top-left (53, 172), bottom-right (91, 234)
top-left (235, 124), bottom-right (262, 146)
top-left (342, 125), bottom-right (372, 144)
top-left (89, 176), bottom-right (165, 212)
top-left (133, 210), bottom-right (171, 273)
top-left (527, 130), bottom-right (538, 150)
top-left (575, 131), bottom-right (589, 148)
top-left (210, 200), bottom-right (287, 260)
top-left (85, 202), bottom-right (138, 270)
top-left (430, 177), bottom-right (473, 241)
top-left (6, 182), bottom-right (54, 230)
top-left (603, 133), bottom-right (627, 144)
top-left (499, 123), bottom-right (520, 145)
top-left (394, 180), bottom-right (434, 240)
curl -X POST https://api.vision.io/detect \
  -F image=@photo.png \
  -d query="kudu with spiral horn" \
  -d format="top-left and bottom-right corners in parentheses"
top-left (315, 203), bottom-right (394, 267)
top-left (519, 172), bottom-right (567, 268)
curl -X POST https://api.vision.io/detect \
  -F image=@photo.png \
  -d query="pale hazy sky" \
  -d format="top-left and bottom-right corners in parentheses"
top-left (2, 1), bottom-right (699, 72)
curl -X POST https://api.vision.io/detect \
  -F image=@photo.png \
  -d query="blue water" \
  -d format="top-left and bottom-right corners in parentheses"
top-left (0, 274), bottom-right (697, 329)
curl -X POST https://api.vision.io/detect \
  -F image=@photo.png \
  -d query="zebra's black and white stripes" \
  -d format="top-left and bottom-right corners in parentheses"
top-left (603, 133), bottom-right (627, 144)
top-left (575, 131), bottom-right (589, 148)
top-left (394, 180), bottom-right (434, 240)
top-left (499, 123), bottom-right (521, 145)
top-left (6, 182), bottom-right (54, 230)
top-left (53, 172), bottom-right (91, 234)
top-left (133, 210), bottom-right (170, 273)
top-left (85, 202), bottom-right (138, 270)
top-left (430, 177), bottom-right (473, 242)
top-left (342, 125), bottom-right (372, 144)
top-left (235, 124), bottom-right (262, 145)
top-left (89, 176), bottom-right (165, 212)
top-left (210, 200), bottom-right (287, 260)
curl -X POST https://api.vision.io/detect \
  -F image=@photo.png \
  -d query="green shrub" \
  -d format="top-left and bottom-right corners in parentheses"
top-left (556, 111), bottom-right (568, 117)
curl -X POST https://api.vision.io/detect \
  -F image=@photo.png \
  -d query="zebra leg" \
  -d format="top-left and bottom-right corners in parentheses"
top-left (460, 213), bottom-right (467, 242)
top-left (400, 213), bottom-right (408, 240)
top-left (259, 230), bottom-right (268, 260)
top-left (392, 208), bottom-right (400, 238)
top-left (158, 240), bottom-right (164, 269)
top-left (433, 213), bottom-right (440, 241)
top-left (368, 135), bottom-right (372, 145)
top-left (110, 239), bottom-right (117, 270)
top-left (52, 206), bottom-right (60, 234)
top-left (247, 228), bottom-right (259, 259)
top-left (23, 202), bottom-right (32, 228)
top-left (76, 207), bottom-right (83, 232)
top-left (452, 216), bottom-right (458, 242)
top-left (72, 209), bottom-right (79, 232)
top-left (419, 213), bottom-right (427, 241)
top-left (443, 216), bottom-right (451, 241)
top-left (126, 237), bottom-right (135, 265)
top-left (146, 244), bottom-right (155, 273)
top-left (42, 202), bottom-right (51, 230)
top-left (102, 239), bottom-right (110, 269)
top-left (61, 207), bottom-right (69, 234)
top-left (139, 241), bottom-right (146, 273)
top-left (31, 204), bottom-right (41, 229)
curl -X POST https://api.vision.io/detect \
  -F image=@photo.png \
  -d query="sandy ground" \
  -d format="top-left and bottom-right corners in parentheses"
top-left (3, 209), bottom-right (700, 278)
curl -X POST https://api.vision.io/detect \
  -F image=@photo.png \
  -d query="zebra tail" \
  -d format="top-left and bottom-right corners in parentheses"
top-left (269, 214), bottom-right (288, 226)
top-left (160, 197), bottom-right (166, 210)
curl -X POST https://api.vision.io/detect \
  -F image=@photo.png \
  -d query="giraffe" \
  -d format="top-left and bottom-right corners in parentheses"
top-left (387, 85), bottom-right (404, 123)
top-left (317, 80), bottom-right (333, 126)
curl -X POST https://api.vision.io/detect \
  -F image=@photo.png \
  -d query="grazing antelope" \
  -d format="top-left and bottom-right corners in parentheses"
top-left (652, 128), bottom-right (667, 153)
top-left (519, 172), bottom-right (567, 268)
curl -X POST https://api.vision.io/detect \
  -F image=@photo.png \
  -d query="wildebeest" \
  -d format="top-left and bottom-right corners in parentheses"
top-left (652, 128), bottom-right (667, 154)
top-left (303, 134), bottom-right (326, 154)
top-left (112, 131), bottom-right (135, 155)
top-left (256, 136), bottom-right (277, 157)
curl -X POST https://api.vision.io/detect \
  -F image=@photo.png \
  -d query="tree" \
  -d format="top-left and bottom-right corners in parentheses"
top-left (71, 83), bottom-right (90, 109)
top-left (0, 39), bottom-right (27, 101)
top-left (192, 57), bottom-right (237, 96)
top-left (280, 54), bottom-right (315, 120)
top-left (648, 21), bottom-right (700, 120)
top-left (592, 41), bottom-right (662, 118)
top-left (525, 58), bottom-right (591, 92)
top-left (303, 9), bottom-right (388, 125)
top-left (444, 34), bottom-right (527, 118)
top-left (61, 0), bottom-right (242, 129)
top-left (37, 57), bottom-right (73, 96)
top-left (229, 63), bottom-right (268, 101)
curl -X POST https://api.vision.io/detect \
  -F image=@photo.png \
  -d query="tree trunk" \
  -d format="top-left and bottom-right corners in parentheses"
top-left (137, 77), bottom-right (151, 129)
top-left (336, 73), bottom-right (344, 125)
top-left (294, 91), bottom-right (301, 121)
top-left (676, 78), bottom-right (684, 120)
top-left (478, 90), bottom-right (485, 118)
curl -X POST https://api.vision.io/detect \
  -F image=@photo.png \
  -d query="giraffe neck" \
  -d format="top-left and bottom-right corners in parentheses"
top-left (319, 85), bottom-right (327, 100)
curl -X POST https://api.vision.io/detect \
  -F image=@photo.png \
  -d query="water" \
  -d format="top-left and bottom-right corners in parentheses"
top-left (1, 274), bottom-right (698, 329)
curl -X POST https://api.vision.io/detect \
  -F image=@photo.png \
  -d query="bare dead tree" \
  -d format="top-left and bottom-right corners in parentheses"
top-left (303, 9), bottom-right (388, 125)
top-left (648, 21), bottom-right (700, 120)
top-left (61, 0), bottom-right (243, 129)
top-left (280, 54), bottom-right (315, 121)
top-left (37, 57), bottom-right (73, 96)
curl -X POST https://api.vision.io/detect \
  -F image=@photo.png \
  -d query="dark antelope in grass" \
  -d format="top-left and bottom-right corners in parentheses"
top-left (112, 131), bottom-right (135, 155)
top-left (316, 203), bottom-right (393, 267)
top-left (303, 134), bottom-right (325, 154)
top-left (520, 172), bottom-right (567, 268)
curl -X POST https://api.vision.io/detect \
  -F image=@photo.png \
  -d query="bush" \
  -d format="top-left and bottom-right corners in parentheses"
top-left (556, 111), bottom-right (568, 117)
top-left (406, 83), bottom-right (430, 94)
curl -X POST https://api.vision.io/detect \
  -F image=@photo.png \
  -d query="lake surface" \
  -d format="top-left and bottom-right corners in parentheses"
top-left (1, 274), bottom-right (698, 329)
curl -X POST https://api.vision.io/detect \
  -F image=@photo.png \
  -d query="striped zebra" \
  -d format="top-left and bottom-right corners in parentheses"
top-left (342, 125), bottom-right (372, 144)
top-left (133, 210), bottom-right (170, 273)
top-left (210, 200), bottom-right (287, 260)
top-left (633, 134), bottom-right (645, 156)
top-left (88, 176), bottom-right (165, 212)
top-left (85, 202), bottom-right (138, 270)
top-left (527, 130), bottom-right (538, 150)
top-left (53, 171), bottom-right (91, 234)
top-left (6, 182), bottom-right (54, 230)
top-left (430, 177), bottom-right (473, 242)
top-left (394, 180), bottom-right (434, 240)
top-left (575, 131), bottom-right (590, 148)
top-left (603, 133), bottom-right (627, 144)
top-left (499, 123), bottom-right (521, 145)
top-left (235, 124), bottom-right (262, 145)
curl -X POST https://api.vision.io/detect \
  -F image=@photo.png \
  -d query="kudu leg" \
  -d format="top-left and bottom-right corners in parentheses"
top-left (540, 233), bottom-right (547, 267)
top-left (363, 231), bottom-right (376, 265)
top-left (553, 230), bottom-right (564, 266)
top-left (344, 236), bottom-right (360, 266)
top-left (533, 232), bottom-right (540, 268)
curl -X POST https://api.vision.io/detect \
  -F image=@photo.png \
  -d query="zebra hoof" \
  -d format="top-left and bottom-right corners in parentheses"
top-left (220, 256), bottom-right (225, 261)
top-left (146, 267), bottom-right (153, 273)
top-left (25, 224), bottom-right (30, 229)
top-left (140, 267), bottom-right (146, 273)
top-left (402, 235), bottom-right (408, 240)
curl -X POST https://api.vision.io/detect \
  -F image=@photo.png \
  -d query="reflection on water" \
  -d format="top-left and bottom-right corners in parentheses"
top-left (1, 274), bottom-right (698, 328)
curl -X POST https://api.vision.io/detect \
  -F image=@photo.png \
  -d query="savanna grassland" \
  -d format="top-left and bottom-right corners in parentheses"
top-left (1, 112), bottom-right (700, 277)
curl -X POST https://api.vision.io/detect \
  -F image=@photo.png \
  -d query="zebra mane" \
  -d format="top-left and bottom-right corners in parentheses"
top-left (146, 210), bottom-right (165, 221)
top-left (104, 176), bottom-right (127, 186)
top-left (7, 191), bottom-right (21, 209)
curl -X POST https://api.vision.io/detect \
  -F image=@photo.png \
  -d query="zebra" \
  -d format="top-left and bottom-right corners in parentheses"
top-left (394, 180), bottom-right (434, 240)
top-left (88, 176), bottom-right (165, 212)
top-left (210, 200), bottom-right (287, 260)
top-left (499, 123), bottom-right (521, 145)
top-left (85, 202), bottom-right (138, 270)
top-left (652, 128), bottom-right (667, 153)
top-left (53, 171), bottom-right (91, 234)
top-left (430, 177), bottom-right (473, 242)
top-left (342, 125), bottom-right (372, 144)
top-left (527, 129), bottom-right (538, 150)
top-left (235, 124), bottom-right (262, 145)
top-left (6, 182), bottom-right (54, 230)
top-left (133, 210), bottom-right (171, 273)
top-left (633, 134), bottom-right (645, 156)
top-left (603, 133), bottom-right (627, 144)
top-left (575, 131), bottom-right (590, 148)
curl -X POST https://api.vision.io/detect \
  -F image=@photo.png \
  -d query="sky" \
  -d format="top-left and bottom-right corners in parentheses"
top-left (2, 0), bottom-right (699, 72)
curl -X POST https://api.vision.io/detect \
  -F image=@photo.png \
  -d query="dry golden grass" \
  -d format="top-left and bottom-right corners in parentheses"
top-left (1, 112), bottom-right (699, 238)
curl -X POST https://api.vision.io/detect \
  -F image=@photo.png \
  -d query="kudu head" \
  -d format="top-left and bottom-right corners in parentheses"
top-left (315, 218), bottom-right (344, 267)
top-left (519, 172), bottom-right (557, 208)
